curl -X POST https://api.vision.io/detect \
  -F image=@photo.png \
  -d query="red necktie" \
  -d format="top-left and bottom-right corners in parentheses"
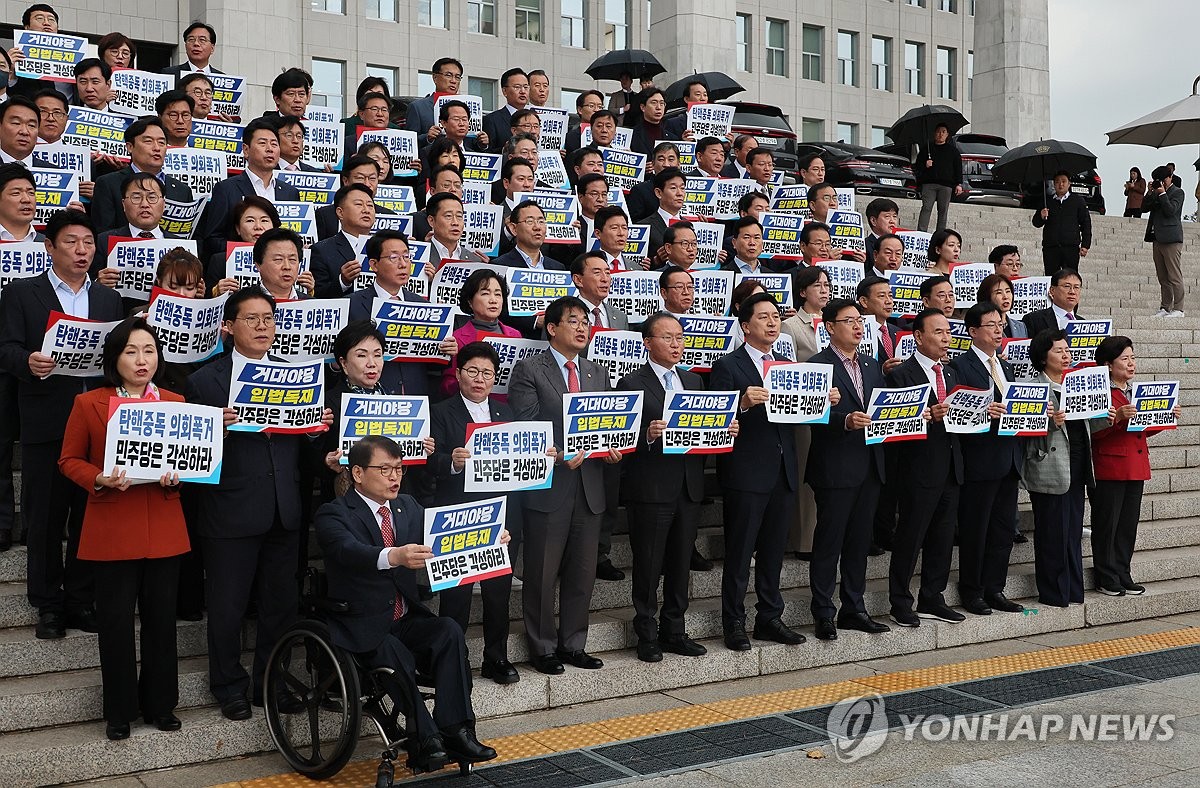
top-left (592, 305), bottom-right (603, 328)
top-left (565, 360), bottom-right (580, 393)
top-left (933, 362), bottom-right (946, 403)
top-left (880, 328), bottom-right (894, 359)
top-left (377, 505), bottom-right (406, 620)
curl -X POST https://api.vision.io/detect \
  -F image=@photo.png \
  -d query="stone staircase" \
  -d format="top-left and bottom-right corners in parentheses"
top-left (3, 203), bottom-right (1200, 786)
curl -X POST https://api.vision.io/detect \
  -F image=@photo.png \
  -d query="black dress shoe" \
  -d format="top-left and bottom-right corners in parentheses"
top-left (144, 713), bottom-right (181, 731)
top-left (636, 640), bottom-right (663, 663)
top-left (555, 648), bottom-right (603, 669)
top-left (596, 559), bottom-right (625, 581)
top-left (690, 549), bottom-right (714, 571)
top-left (220, 696), bottom-right (252, 721)
top-left (1122, 581), bottom-right (1146, 595)
top-left (35, 610), bottom-right (66, 640)
top-left (753, 617), bottom-right (806, 644)
top-left (441, 726), bottom-right (498, 763)
top-left (962, 597), bottom-right (992, 616)
top-left (106, 722), bottom-right (130, 741)
top-left (837, 612), bottom-right (890, 634)
top-left (410, 734), bottom-right (449, 773)
top-left (890, 608), bottom-right (920, 628)
top-left (481, 658), bottom-right (520, 684)
top-left (0, 530), bottom-right (11, 552)
top-left (1013, 532), bottom-right (1029, 544)
top-left (723, 628), bottom-right (751, 651)
top-left (660, 634), bottom-right (707, 657)
top-left (985, 593), bottom-right (1024, 613)
top-left (868, 543), bottom-right (886, 557)
top-left (814, 618), bottom-right (837, 640)
top-left (916, 602), bottom-right (966, 623)
top-left (529, 653), bottom-right (564, 675)
top-left (64, 608), bottom-right (98, 633)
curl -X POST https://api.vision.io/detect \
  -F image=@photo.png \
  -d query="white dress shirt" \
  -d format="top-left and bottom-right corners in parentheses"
top-left (354, 490), bottom-right (401, 570)
top-left (913, 350), bottom-right (941, 390)
top-left (0, 149), bottom-right (34, 168)
top-left (0, 224), bottom-right (37, 242)
top-left (461, 394), bottom-right (491, 423)
top-left (548, 345), bottom-right (582, 389)
top-left (246, 169), bottom-right (278, 200)
top-left (648, 359), bottom-right (679, 390)
top-left (127, 224), bottom-right (164, 239)
top-left (47, 267), bottom-right (90, 318)
top-left (742, 343), bottom-right (772, 383)
top-left (1051, 302), bottom-right (1075, 328)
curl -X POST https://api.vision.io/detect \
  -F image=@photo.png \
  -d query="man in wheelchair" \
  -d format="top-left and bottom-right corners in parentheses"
top-left (314, 434), bottom-right (499, 772)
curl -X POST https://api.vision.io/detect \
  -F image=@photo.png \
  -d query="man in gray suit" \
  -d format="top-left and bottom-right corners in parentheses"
top-left (1144, 165), bottom-right (1187, 317)
top-left (508, 296), bottom-right (623, 675)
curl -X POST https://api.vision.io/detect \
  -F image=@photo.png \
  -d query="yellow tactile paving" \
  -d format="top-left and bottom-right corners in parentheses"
top-left (216, 626), bottom-right (1200, 788)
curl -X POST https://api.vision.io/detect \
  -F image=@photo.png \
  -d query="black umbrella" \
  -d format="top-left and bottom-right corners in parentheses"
top-left (885, 104), bottom-right (969, 147)
top-left (585, 49), bottom-right (666, 82)
top-left (663, 72), bottom-right (745, 106)
top-left (991, 139), bottom-right (1098, 207)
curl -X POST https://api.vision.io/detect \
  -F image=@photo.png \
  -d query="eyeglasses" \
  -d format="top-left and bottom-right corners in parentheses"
top-left (979, 321), bottom-right (1008, 331)
top-left (124, 193), bottom-right (163, 204)
top-left (460, 367), bottom-right (496, 380)
top-left (377, 252), bottom-right (412, 264)
top-left (664, 284), bottom-right (695, 293)
top-left (1053, 284), bottom-right (1082, 292)
top-left (279, 130), bottom-right (304, 141)
top-left (651, 335), bottom-right (685, 345)
top-left (184, 36), bottom-right (212, 45)
top-left (187, 88), bottom-right (214, 98)
top-left (830, 317), bottom-right (867, 326)
top-left (163, 110), bottom-right (192, 121)
top-left (561, 317), bottom-right (590, 328)
top-left (516, 217), bottom-right (547, 227)
top-left (436, 71), bottom-right (463, 81)
top-left (365, 464), bottom-right (404, 477)
top-left (38, 109), bottom-right (67, 120)
top-left (668, 240), bottom-right (698, 250)
top-left (234, 315), bottom-right (276, 327)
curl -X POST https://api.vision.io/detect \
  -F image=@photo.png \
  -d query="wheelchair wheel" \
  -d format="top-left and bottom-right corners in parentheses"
top-left (264, 619), bottom-right (362, 780)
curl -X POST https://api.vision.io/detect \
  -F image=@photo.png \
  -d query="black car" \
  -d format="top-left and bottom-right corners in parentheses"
top-left (950, 133), bottom-right (1023, 208)
top-left (796, 142), bottom-right (917, 199)
top-left (664, 101), bottom-right (799, 182)
top-left (1020, 170), bottom-right (1106, 214)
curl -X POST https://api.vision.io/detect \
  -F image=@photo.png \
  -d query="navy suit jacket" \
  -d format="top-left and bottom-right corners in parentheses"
top-left (885, 355), bottom-right (964, 487)
top-left (1022, 307), bottom-right (1080, 340)
top-left (162, 63), bottom-right (225, 83)
top-left (947, 350), bottom-right (1023, 481)
top-left (429, 394), bottom-right (516, 505)
top-left (199, 173), bottom-right (301, 260)
top-left (709, 346), bottom-right (797, 493)
top-left (806, 346), bottom-right (887, 488)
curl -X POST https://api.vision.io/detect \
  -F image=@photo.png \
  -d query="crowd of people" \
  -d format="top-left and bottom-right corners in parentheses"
top-left (0, 4), bottom-right (1184, 770)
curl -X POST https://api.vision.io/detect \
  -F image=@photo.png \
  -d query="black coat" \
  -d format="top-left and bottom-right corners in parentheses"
top-left (914, 140), bottom-right (963, 188)
top-left (616, 363), bottom-right (706, 504)
top-left (91, 167), bottom-right (194, 234)
top-left (885, 356), bottom-right (964, 487)
top-left (946, 350), bottom-right (1023, 482)
top-left (709, 347), bottom-right (797, 493)
top-left (806, 346), bottom-right (887, 489)
top-left (428, 394), bottom-right (515, 505)
top-left (1032, 193), bottom-right (1092, 249)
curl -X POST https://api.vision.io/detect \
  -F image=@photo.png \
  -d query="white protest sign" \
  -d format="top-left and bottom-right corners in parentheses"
top-left (942, 386), bottom-right (993, 434)
top-left (337, 394), bottom-right (430, 464)
top-left (103, 401), bottom-right (224, 483)
top-left (271, 299), bottom-right (350, 362)
top-left (41, 313), bottom-right (120, 377)
top-left (483, 337), bottom-right (548, 395)
top-left (424, 496), bottom-right (510, 592)
top-left (227, 357), bottom-right (326, 434)
top-left (587, 329), bottom-right (647, 388)
top-left (764, 361), bottom-right (833, 424)
top-left (464, 421), bottom-right (555, 492)
top-left (562, 391), bottom-right (643, 460)
top-left (661, 390), bottom-right (739, 454)
top-left (144, 289), bottom-right (228, 364)
top-left (1061, 366), bottom-right (1111, 420)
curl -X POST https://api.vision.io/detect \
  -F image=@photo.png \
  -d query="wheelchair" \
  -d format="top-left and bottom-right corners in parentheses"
top-left (263, 570), bottom-right (475, 786)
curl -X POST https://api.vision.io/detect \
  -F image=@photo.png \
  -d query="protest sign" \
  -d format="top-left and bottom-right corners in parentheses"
top-left (607, 187), bottom-right (629, 218)
top-left (275, 201), bottom-right (318, 248)
top-left (160, 196), bottom-right (208, 239)
top-left (686, 103), bottom-right (735, 138)
top-left (673, 139), bottom-right (696, 170)
top-left (372, 184), bottom-right (417, 216)
top-left (358, 128), bottom-right (420, 178)
top-left (607, 270), bottom-right (662, 322)
top-left (145, 289), bottom-right (227, 364)
top-left (679, 315), bottom-right (739, 372)
top-left (305, 107), bottom-right (338, 124)
top-left (764, 361), bottom-right (833, 424)
top-left (371, 213), bottom-right (412, 236)
top-left (505, 268), bottom-right (576, 317)
top-left (461, 152), bottom-right (503, 182)
top-left (424, 496), bottom-right (510, 592)
top-left (590, 225), bottom-right (650, 271)
top-left (533, 107), bottom-right (570, 151)
top-left (188, 119), bottom-right (244, 171)
top-left (1065, 319), bottom-right (1113, 365)
top-left (587, 329), bottom-right (648, 388)
top-left (535, 152), bottom-right (570, 190)
top-left (463, 421), bottom-right (554, 492)
top-left (277, 170), bottom-right (339, 205)
top-left (1001, 338), bottom-right (1035, 380)
top-left (337, 394), bottom-right (430, 465)
top-left (109, 70), bottom-right (173, 116)
top-left (773, 331), bottom-right (796, 360)
top-left (224, 243), bottom-right (258, 289)
top-left (600, 147), bottom-right (647, 192)
top-left (768, 184), bottom-right (809, 213)
top-left (370, 299), bottom-right (454, 363)
top-left (34, 143), bottom-right (91, 182)
top-left (827, 210), bottom-right (866, 256)
top-left (1061, 366), bottom-right (1111, 420)
top-left (712, 178), bottom-right (760, 221)
top-left (13, 30), bottom-right (86, 81)
top-left (562, 391), bottom-right (643, 460)
top-left (759, 212), bottom-right (805, 258)
top-left (581, 124), bottom-right (633, 150)
top-left (464, 204), bottom-right (504, 257)
top-left (41, 313), bottom-right (120, 377)
top-left (301, 120), bottom-right (344, 171)
top-left (483, 336), bottom-right (548, 395)
top-left (31, 168), bottom-right (79, 228)
top-left (821, 260), bottom-right (865, 302)
top-left (683, 177), bottom-right (720, 221)
top-left (515, 191), bottom-right (579, 243)
top-left (888, 269), bottom-right (937, 318)
top-left (163, 147), bottom-right (227, 198)
top-left (895, 230), bottom-right (932, 269)
top-left (1128, 381), bottom-right (1179, 432)
top-left (661, 390), bottom-right (739, 454)
top-left (737, 272), bottom-right (794, 310)
top-left (227, 357), bottom-right (325, 434)
top-left (814, 314), bottom-right (879, 358)
top-left (461, 181), bottom-right (492, 205)
top-left (947, 318), bottom-right (973, 359)
top-left (1011, 276), bottom-right (1051, 319)
top-left (686, 269), bottom-right (735, 315)
top-left (0, 242), bottom-right (52, 292)
top-left (103, 400), bottom-right (224, 484)
top-left (949, 262), bottom-right (994, 309)
top-left (865, 384), bottom-right (931, 445)
top-left (61, 107), bottom-right (132, 159)
top-left (208, 74), bottom-right (247, 119)
top-left (107, 238), bottom-right (198, 300)
top-left (942, 386), bottom-right (994, 434)
top-left (692, 221), bottom-right (725, 270)
top-left (433, 94), bottom-right (484, 136)
top-left (998, 381), bottom-right (1050, 437)
top-left (431, 260), bottom-right (495, 307)
top-left (893, 331), bottom-right (916, 360)
top-left (271, 299), bottom-right (349, 362)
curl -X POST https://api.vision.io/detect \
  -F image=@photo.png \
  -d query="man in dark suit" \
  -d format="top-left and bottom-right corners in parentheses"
top-left (0, 97), bottom-right (59, 168)
top-left (629, 89), bottom-right (678, 159)
top-left (91, 174), bottom-right (176, 309)
top-left (806, 299), bottom-right (891, 640)
top-left (1022, 267), bottom-right (1084, 337)
top-left (721, 135), bottom-right (757, 179)
top-left (493, 157), bottom-right (536, 257)
top-left (407, 58), bottom-right (463, 149)
top-left (427, 193), bottom-right (489, 265)
top-left (1032, 170), bottom-right (1092, 275)
top-left (310, 184), bottom-right (375, 299)
top-left (947, 301), bottom-right (1025, 616)
top-left (564, 91), bottom-right (606, 154)
top-left (482, 68), bottom-right (529, 153)
top-left (199, 119), bottom-right (301, 261)
top-left (637, 167), bottom-right (686, 264)
top-left (492, 199), bottom-right (568, 271)
top-left (271, 115), bottom-right (323, 173)
top-left (313, 155), bottom-right (389, 241)
top-left (314, 435), bottom-right (497, 770)
top-left (857, 276), bottom-right (904, 554)
top-left (0, 209), bottom-right (123, 638)
top-left (508, 296), bottom-right (622, 674)
top-left (885, 309), bottom-right (966, 626)
top-left (710, 293), bottom-right (807, 650)
top-left (617, 313), bottom-right (721, 662)
top-left (626, 142), bottom-right (680, 223)
top-left (185, 287), bottom-right (333, 720)
top-left (689, 137), bottom-right (727, 179)
top-left (161, 22), bottom-right (225, 82)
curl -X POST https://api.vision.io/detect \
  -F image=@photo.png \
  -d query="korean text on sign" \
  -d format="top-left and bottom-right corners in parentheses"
top-left (464, 421), bottom-right (554, 493)
top-left (424, 496), bottom-right (510, 592)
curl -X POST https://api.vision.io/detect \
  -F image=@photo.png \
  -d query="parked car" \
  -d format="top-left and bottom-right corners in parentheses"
top-left (665, 101), bottom-right (799, 182)
top-left (950, 133), bottom-right (1023, 208)
top-left (1021, 169), bottom-right (1106, 214)
top-left (796, 141), bottom-right (918, 199)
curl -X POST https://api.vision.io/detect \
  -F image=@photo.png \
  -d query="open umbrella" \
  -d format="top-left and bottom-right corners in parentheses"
top-left (585, 50), bottom-right (666, 82)
top-left (1106, 76), bottom-right (1200, 148)
top-left (885, 104), bottom-right (969, 147)
top-left (991, 139), bottom-right (1098, 207)
top-left (663, 72), bottom-right (745, 106)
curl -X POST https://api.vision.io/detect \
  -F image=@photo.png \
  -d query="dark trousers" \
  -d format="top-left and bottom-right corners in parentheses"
top-left (364, 613), bottom-right (473, 740)
top-left (957, 472), bottom-right (1019, 601)
top-left (0, 373), bottom-right (17, 537)
top-left (200, 521), bottom-right (299, 703)
top-left (175, 485), bottom-right (204, 617)
top-left (522, 484), bottom-right (601, 656)
top-left (438, 572), bottom-right (513, 663)
top-left (597, 462), bottom-right (621, 561)
top-left (720, 469), bottom-right (794, 631)
top-left (889, 474), bottom-right (959, 612)
top-left (810, 469), bottom-right (882, 620)
top-left (628, 496), bottom-right (699, 642)
top-left (1090, 479), bottom-right (1144, 590)
top-left (873, 458), bottom-right (900, 549)
top-left (1030, 483), bottom-right (1086, 607)
top-left (22, 440), bottom-right (90, 613)
top-left (1042, 243), bottom-right (1081, 276)
top-left (93, 556), bottom-right (181, 724)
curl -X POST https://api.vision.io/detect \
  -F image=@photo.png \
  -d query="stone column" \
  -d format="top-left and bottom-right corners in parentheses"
top-left (971, 0), bottom-right (1051, 143)
top-left (647, 0), bottom-right (736, 84)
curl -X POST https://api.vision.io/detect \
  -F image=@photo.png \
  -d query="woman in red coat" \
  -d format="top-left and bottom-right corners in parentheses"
top-left (59, 318), bottom-right (191, 741)
top-left (1090, 336), bottom-right (1181, 596)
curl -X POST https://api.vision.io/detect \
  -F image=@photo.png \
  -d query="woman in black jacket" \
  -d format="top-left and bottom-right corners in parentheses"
top-left (915, 123), bottom-right (963, 233)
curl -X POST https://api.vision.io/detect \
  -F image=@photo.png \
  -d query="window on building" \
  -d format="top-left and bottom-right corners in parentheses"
top-left (310, 58), bottom-right (345, 113)
top-left (801, 25), bottom-right (822, 81)
top-left (766, 19), bottom-right (788, 77)
top-left (905, 41), bottom-right (925, 95)
top-left (562, 0), bottom-right (586, 47)
top-left (604, 0), bottom-right (628, 50)
top-left (969, 0), bottom-right (975, 14)
top-left (836, 122), bottom-right (858, 145)
top-left (366, 65), bottom-right (397, 95)
top-left (365, 0), bottom-right (395, 20)
top-left (801, 117), bottom-right (824, 142)
top-left (837, 31), bottom-right (858, 87)
top-left (736, 13), bottom-right (751, 72)
top-left (871, 126), bottom-right (889, 148)
top-left (938, 0), bottom-right (957, 11)
top-left (468, 0), bottom-right (495, 34)
top-left (417, 71), bottom-right (434, 96)
top-left (907, 0), bottom-right (925, 6)
top-left (516, 0), bottom-right (543, 41)
top-left (561, 88), bottom-right (583, 110)
top-left (418, 0), bottom-right (447, 27)
top-left (310, 0), bottom-right (344, 13)
top-left (967, 50), bottom-right (974, 101)
top-left (871, 36), bottom-right (891, 91)
top-left (936, 46), bottom-right (956, 100)
top-left (469, 77), bottom-right (497, 112)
